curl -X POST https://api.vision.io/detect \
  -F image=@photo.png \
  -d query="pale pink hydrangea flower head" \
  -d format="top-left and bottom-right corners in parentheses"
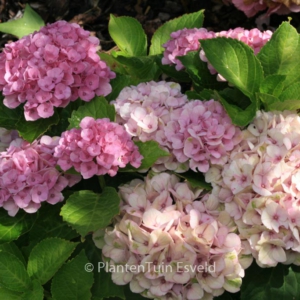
top-left (54, 117), bottom-right (143, 179)
top-left (206, 110), bottom-right (300, 267)
top-left (93, 172), bottom-right (251, 300)
top-left (113, 81), bottom-right (242, 173)
top-left (0, 135), bottom-right (80, 216)
top-left (0, 20), bottom-right (115, 120)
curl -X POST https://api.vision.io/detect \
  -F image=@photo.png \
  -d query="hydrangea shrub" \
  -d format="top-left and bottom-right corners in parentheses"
top-left (0, 4), bottom-right (300, 300)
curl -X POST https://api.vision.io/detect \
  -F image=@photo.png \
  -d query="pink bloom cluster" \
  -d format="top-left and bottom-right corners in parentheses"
top-left (113, 81), bottom-right (241, 173)
top-left (0, 136), bottom-right (80, 216)
top-left (161, 28), bottom-right (216, 71)
top-left (0, 128), bottom-right (18, 152)
top-left (0, 20), bottom-right (115, 121)
top-left (54, 117), bottom-right (143, 179)
top-left (205, 111), bottom-right (300, 267)
top-left (162, 27), bottom-right (272, 81)
top-left (230, 0), bottom-right (300, 17)
top-left (94, 173), bottom-right (251, 300)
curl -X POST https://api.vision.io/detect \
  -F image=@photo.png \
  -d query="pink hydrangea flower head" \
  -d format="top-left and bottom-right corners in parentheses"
top-left (0, 135), bottom-right (80, 216)
top-left (54, 117), bottom-right (143, 179)
top-left (114, 83), bottom-right (242, 173)
top-left (231, 0), bottom-right (267, 17)
top-left (161, 26), bottom-right (272, 82)
top-left (113, 81), bottom-right (190, 172)
top-left (230, 0), bottom-right (300, 17)
top-left (94, 172), bottom-right (250, 299)
top-left (162, 28), bottom-right (216, 71)
top-left (206, 110), bottom-right (300, 267)
top-left (0, 20), bottom-right (115, 120)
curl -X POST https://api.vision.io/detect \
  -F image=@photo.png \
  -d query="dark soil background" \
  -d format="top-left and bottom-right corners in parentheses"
top-left (1, 0), bottom-right (300, 51)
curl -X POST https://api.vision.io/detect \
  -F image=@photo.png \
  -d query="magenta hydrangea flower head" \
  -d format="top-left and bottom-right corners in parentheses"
top-left (0, 20), bottom-right (115, 121)
top-left (54, 117), bottom-right (143, 179)
top-left (0, 135), bottom-right (80, 216)
top-left (162, 28), bottom-right (216, 71)
top-left (206, 110), bottom-right (300, 267)
top-left (94, 172), bottom-right (250, 300)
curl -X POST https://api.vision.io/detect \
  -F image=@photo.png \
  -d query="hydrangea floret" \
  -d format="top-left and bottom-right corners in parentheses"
top-left (0, 20), bottom-right (115, 120)
top-left (94, 172), bottom-right (251, 300)
top-left (0, 135), bottom-right (80, 216)
top-left (113, 81), bottom-right (242, 173)
top-left (205, 110), bottom-right (300, 267)
top-left (54, 116), bottom-right (143, 179)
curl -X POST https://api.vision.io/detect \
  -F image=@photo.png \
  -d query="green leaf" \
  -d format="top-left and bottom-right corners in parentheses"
top-left (79, 236), bottom-right (125, 300)
top-left (22, 280), bottom-right (43, 300)
top-left (29, 203), bottom-right (79, 244)
top-left (68, 97), bottom-right (115, 129)
top-left (0, 4), bottom-right (44, 38)
top-left (60, 187), bottom-right (120, 236)
top-left (46, 101), bottom-right (82, 137)
top-left (257, 93), bottom-right (279, 111)
top-left (0, 97), bottom-right (23, 129)
top-left (0, 242), bottom-right (26, 266)
top-left (149, 10), bottom-right (204, 55)
top-left (177, 51), bottom-right (227, 91)
top-left (241, 263), bottom-right (300, 300)
top-left (92, 268), bottom-right (125, 299)
top-left (51, 251), bottom-right (94, 300)
top-left (154, 54), bottom-right (191, 82)
top-left (269, 100), bottom-right (300, 111)
top-left (257, 22), bottom-right (300, 89)
top-left (186, 89), bottom-right (216, 101)
top-left (219, 88), bottom-right (251, 110)
top-left (259, 75), bottom-right (286, 97)
top-left (27, 238), bottom-right (78, 285)
top-left (109, 15), bottom-right (147, 57)
top-left (176, 170), bottom-right (212, 190)
top-left (0, 210), bottom-right (36, 244)
top-left (106, 74), bottom-right (139, 101)
top-left (279, 82), bottom-right (300, 102)
top-left (216, 91), bottom-right (258, 126)
top-left (201, 38), bottom-right (264, 98)
top-left (0, 287), bottom-right (21, 300)
top-left (0, 252), bottom-right (31, 292)
top-left (259, 83), bottom-right (300, 111)
top-left (120, 141), bottom-right (170, 172)
top-left (16, 112), bottom-right (60, 143)
top-left (185, 90), bottom-right (203, 100)
top-left (113, 55), bottom-right (160, 82)
top-left (99, 52), bottom-right (128, 75)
